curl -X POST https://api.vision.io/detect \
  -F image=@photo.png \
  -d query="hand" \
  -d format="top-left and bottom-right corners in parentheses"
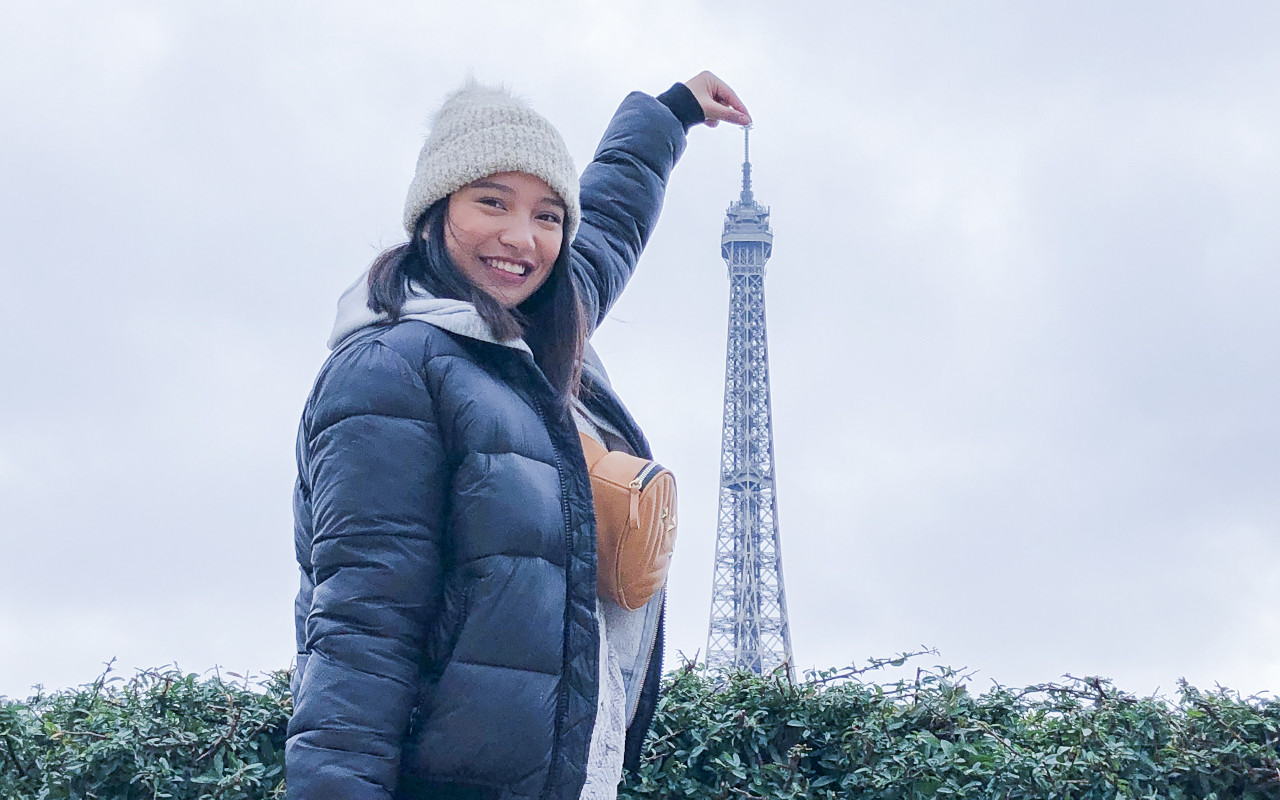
top-left (684, 71), bottom-right (752, 128)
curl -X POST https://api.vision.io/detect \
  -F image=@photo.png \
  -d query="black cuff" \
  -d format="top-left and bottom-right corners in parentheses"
top-left (657, 82), bottom-right (705, 132)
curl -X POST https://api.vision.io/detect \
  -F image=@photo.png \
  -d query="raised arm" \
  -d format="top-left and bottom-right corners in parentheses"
top-left (287, 337), bottom-right (447, 800)
top-left (571, 72), bottom-right (750, 329)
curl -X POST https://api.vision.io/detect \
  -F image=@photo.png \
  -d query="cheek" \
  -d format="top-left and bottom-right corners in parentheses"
top-left (443, 211), bottom-right (483, 263)
top-left (537, 229), bottom-right (564, 264)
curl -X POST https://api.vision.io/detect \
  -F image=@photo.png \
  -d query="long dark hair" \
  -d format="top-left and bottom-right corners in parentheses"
top-left (367, 197), bottom-right (587, 405)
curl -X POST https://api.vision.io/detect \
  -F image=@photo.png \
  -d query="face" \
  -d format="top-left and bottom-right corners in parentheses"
top-left (439, 171), bottom-right (567, 309)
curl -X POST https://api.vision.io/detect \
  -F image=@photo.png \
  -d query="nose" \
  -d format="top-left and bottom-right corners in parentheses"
top-left (497, 216), bottom-right (536, 253)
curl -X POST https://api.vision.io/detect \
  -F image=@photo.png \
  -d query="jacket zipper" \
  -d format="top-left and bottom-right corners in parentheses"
top-left (632, 595), bottom-right (665, 755)
top-left (646, 593), bottom-right (664, 685)
top-left (531, 388), bottom-right (580, 800)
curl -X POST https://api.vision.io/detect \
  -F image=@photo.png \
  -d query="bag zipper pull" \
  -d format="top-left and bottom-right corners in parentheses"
top-left (627, 479), bottom-right (641, 529)
top-left (628, 462), bottom-right (660, 529)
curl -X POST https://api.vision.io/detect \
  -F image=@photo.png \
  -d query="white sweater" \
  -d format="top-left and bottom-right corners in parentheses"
top-left (579, 600), bottom-right (628, 799)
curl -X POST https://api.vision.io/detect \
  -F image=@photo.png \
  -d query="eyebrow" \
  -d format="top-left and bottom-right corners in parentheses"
top-left (468, 180), bottom-right (567, 212)
top-left (468, 180), bottom-right (514, 194)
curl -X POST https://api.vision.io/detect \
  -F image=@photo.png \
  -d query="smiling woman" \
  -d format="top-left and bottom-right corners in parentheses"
top-left (287, 74), bottom-right (750, 800)
top-left (445, 172), bottom-right (568, 309)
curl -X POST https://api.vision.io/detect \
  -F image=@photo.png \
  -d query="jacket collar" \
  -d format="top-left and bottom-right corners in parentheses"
top-left (327, 270), bottom-right (531, 354)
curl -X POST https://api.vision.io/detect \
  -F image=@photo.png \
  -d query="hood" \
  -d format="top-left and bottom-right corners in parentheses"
top-left (327, 271), bottom-right (531, 354)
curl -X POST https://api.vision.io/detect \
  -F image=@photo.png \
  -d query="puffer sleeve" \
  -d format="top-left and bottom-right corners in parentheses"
top-left (286, 338), bottom-right (447, 800)
top-left (571, 91), bottom-right (689, 331)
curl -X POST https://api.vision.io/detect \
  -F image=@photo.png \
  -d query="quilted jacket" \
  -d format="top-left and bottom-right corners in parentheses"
top-left (287, 91), bottom-right (687, 800)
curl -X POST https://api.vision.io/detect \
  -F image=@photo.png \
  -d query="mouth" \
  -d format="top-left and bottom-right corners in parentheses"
top-left (483, 257), bottom-right (533, 277)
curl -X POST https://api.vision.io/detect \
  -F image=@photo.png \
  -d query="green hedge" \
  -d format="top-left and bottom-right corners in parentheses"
top-left (627, 656), bottom-right (1280, 799)
top-left (2, 656), bottom-right (1277, 799)
top-left (0, 663), bottom-right (290, 799)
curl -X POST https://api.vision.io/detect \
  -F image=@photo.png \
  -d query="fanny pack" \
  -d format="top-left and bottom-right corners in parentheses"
top-left (579, 432), bottom-right (678, 611)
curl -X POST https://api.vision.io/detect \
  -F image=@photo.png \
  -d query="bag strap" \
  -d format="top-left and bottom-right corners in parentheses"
top-left (579, 431), bottom-right (609, 471)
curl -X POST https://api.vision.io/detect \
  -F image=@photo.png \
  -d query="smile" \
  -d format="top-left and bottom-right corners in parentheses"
top-left (484, 258), bottom-right (532, 277)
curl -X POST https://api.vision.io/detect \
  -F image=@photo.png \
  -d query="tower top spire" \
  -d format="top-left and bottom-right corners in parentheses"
top-left (721, 124), bottom-right (771, 267)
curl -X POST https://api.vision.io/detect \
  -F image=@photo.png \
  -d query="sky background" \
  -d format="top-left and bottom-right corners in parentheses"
top-left (2, 1), bottom-right (1278, 701)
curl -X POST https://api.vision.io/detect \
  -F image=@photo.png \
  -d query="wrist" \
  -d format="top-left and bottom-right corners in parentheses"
top-left (656, 82), bottom-right (705, 132)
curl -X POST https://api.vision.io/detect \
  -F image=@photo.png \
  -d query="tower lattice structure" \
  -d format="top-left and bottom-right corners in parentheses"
top-left (706, 128), bottom-right (794, 678)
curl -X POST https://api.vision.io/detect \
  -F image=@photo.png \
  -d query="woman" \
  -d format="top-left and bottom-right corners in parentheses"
top-left (287, 73), bottom-right (750, 800)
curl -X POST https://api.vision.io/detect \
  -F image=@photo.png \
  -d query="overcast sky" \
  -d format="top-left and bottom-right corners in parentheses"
top-left (2, 1), bottom-right (1278, 702)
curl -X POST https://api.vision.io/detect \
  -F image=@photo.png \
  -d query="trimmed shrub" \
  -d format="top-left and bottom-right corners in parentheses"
top-left (3, 654), bottom-right (1277, 799)
top-left (625, 655), bottom-right (1280, 799)
top-left (1, 663), bottom-right (289, 799)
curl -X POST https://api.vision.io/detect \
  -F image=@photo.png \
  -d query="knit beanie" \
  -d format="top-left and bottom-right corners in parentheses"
top-left (403, 81), bottom-right (580, 243)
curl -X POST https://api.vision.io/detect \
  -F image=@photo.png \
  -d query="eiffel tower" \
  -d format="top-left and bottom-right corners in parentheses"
top-left (705, 127), bottom-right (794, 678)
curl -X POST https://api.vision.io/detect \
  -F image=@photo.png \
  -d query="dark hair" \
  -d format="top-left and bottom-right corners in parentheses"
top-left (367, 197), bottom-right (587, 405)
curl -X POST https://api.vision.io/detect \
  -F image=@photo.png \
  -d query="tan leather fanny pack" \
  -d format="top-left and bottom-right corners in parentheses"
top-left (579, 433), bottom-right (678, 611)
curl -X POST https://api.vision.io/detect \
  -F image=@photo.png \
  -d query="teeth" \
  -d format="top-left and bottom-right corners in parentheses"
top-left (489, 259), bottom-right (526, 275)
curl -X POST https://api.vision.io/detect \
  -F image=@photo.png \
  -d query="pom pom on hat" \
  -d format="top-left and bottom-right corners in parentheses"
top-left (403, 81), bottom-right (580, 243)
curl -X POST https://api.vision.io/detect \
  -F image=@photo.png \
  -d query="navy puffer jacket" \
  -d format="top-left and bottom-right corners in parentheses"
top-left (287, 92), bottom-right (687, 800)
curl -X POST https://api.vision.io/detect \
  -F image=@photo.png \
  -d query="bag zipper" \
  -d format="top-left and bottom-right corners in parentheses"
top-left (627, 462), bottom-right (665, 529)
top-left (629, 461), bottom-right (663, 491)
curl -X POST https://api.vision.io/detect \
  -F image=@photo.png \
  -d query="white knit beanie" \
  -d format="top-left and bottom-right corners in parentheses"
top-left (403, 81), bottom-right (580, 243)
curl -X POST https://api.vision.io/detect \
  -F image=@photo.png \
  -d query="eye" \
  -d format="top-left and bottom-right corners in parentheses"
top-left (476, 196), bottom-right (506, 210)
top-left (537, 211), bottom-right (563, 225)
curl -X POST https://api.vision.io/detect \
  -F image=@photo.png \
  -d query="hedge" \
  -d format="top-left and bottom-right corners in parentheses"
top-left (2, 654), bottom-right (1277, 799)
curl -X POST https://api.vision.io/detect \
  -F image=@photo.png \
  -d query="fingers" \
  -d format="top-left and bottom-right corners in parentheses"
top-left (710, 79), bottom-right (752, 126)
top-left (685, 70), bottom-right (752, 127)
